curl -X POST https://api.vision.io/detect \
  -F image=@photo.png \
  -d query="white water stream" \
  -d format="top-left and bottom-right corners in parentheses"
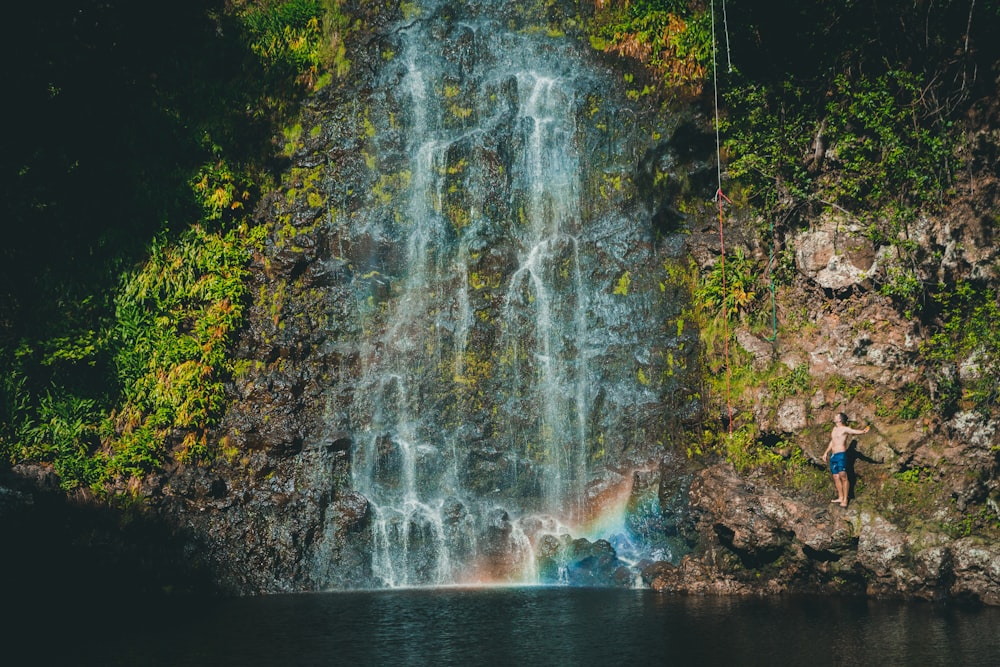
top-left (332, 1), bottom-right (684, 587)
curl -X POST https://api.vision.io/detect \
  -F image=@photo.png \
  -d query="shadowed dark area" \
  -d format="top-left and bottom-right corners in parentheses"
top-left (0, 0), bottom-right (291, 615)
top-left (0, 0), bottom-right (281, 398)
top-left (1, 468), bottom-right (217, 651)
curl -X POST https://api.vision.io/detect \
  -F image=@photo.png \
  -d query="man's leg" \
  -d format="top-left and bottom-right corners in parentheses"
top-left (836, 472), bottom-right (849, 506)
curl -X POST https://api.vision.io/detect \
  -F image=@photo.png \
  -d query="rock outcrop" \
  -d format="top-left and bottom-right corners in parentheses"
top-left (644, 463), bottom-right (1000, 604)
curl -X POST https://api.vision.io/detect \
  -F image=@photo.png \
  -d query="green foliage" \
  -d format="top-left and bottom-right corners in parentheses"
top-left (720, 80), bottom-right (816, 210)
top-left (700, 423), bottom-right (782, 472)
top-left (20, 391), bottom-right (104, 490)
top-left (0, 369), bottom-right (29, 464)
top-left (828, 72), bottom-right (949, 204)
top-left (767, 363), bottom-right (811, 404)
top-left (720, 54), bottom-right (960, 318)
top-left (717, 1), bottom-right (972, 320)
top-left (828, 375), bottom-right (866, 401)
top-left (613, 271), bottom-right (632, 296)
top-left (685, 244), bottom-right (767, 430)
top-left (106, 224), bottom-right (256, 477)
top-left (190, 154), bottom-right (254, 225)
top-left (587, 1), bottom-right (712, 96)
top-left (921, 281), bottom-right (1000, 413)
top-left (241, 0), bottom-right (325, 79)
top-left (824, 71), bottom-right (952, 311)
top-left (878, 262), bottom-right (923, 316)
top-left (694, 247), bottom-right (760, 324)
top-left (239, 0), bottom-right (354, 85)
top-left (873, 382), bottom-right (932, 421)
top-left (895, 466), bottom-right (929, 484)
top-left (945, 504), bottom-right (1000, 540)
top-left (725, 70), bottom-right (953, 211)
top-left (0, 0), bottom-right (341, 492)
top-left (8, 219), bottom-right (259, 492)
top-left (781, 446), bottom-right (828, 495)
top-left (874, 466), bottom-right (948, 527)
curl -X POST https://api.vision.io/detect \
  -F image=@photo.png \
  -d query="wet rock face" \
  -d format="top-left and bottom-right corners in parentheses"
top-left (950, 538), bottom-right (1000, 605)
top-left (534, 535), bottom-right (634, 587)
top-left (564, 538), bottom-right (630, 586)
top-left (140, 0), bottom-right (705, 593)
top-left (686, 465), bottom-right (853, 575)
top-left (289, 1), bottom-right (702, 587)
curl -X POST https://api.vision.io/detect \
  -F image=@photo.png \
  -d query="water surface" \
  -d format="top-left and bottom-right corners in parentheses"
top-left (41, 588), bottom-right (1000, 666)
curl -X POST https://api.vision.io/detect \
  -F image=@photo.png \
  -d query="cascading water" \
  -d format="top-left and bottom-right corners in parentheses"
top-left (325, 0), bottom-right (696, 588)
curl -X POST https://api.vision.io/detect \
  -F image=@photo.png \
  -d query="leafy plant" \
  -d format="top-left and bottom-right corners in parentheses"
top-left (589, 1), bottom-right (712, 98)
top-left (0, 0), bottom-right (359, 494)
top-left (921, 281), bottom-right (1000, 414)
top-left (873, 465), bottom-right (949, 527)
top-left (105, 223), bottom-right (256, 479)
top-left (695, 247), bottom-right (760, 324)
top-left (718, 423), bottom-right (782, 472)
top-left (767, 363), bottom-right (811, 404)
top-left (20, 391), bottom-right (104, 490)
top-left (722, 60), bottom-right (956, 317)
top-left (190, 155), bottom-right (254, 225)
top-left (241, 0), bottom-right (326, 84)
top-left (720, 79), bottom-right (817, 213)
top-left (239, 0), bottom-right (354, 87)
top-left (945, 504), bottom-right (1000, 539)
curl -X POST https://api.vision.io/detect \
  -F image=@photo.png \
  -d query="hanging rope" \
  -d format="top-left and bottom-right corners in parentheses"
top-left (718, 0), bottom-right (777, 345)
top-left (765, 216), bottom-right (778, 342)
top-left (716, 189), bottom-right (734, 434)
top-left (711, 0), bottom-right (724, 193)
top-left (710, 0), bottom-right (733, 434)
top-left (721, 0), bottom-right (733, 73)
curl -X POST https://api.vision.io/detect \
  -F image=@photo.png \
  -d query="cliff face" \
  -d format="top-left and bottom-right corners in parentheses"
top-left (140, 4), bottom-right (1000, 600)
top-left (141, 0), bottom-right (706, 592)
top-left (5, 1), bottom-right (999, 604)
top-left (646, 79), bottom-right (1000, 603)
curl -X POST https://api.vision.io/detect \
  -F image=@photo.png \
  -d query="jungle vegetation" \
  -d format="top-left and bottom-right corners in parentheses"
top-left (2, 0), bottom-right (999, 496)
top-left (0, 0), bottom-right (351, 492)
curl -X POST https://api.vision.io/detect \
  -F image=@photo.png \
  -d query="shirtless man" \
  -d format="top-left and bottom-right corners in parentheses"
top-left (822, 412), bottom-right (869, 508)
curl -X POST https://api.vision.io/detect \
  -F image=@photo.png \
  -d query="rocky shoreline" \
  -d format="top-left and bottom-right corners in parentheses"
top-left (643, 462), bottom-right (1000, 605)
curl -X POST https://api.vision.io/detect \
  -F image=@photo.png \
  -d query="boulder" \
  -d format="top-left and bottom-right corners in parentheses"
top-left (950, 537), bottom-right (1000, 605)
top-left (794, 216), bottom-right (876, 291)
top-left (854, 511), bottom-right (911, 589)
top-left (735, 328), bottom-right (775, 371)
top-left (563, 537), bottom-right (629, 587)
top-left (775, 398), bottom-right (808, 434)
top-left (689, 465), bottom-right (801, 567)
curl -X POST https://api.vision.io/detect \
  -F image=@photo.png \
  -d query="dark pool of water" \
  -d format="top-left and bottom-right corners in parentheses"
top-left (18, 588), bottom-right (1000, 666)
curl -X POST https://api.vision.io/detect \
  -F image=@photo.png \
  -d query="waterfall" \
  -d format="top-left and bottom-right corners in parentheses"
top-left (327, 0), bottom-right (690, 588)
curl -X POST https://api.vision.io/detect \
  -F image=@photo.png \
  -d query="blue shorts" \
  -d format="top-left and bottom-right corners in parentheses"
top-left (829, 452), bottom-right (846, 475)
